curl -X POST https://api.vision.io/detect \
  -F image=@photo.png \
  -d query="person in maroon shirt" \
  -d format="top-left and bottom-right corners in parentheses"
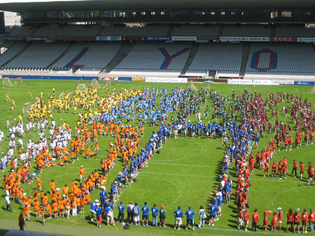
top-left (18, 212), bottom-right (26, 230)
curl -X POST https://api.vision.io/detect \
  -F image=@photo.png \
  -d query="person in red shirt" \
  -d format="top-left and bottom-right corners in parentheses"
top-left (237, 207), bottom-right (244, 230)
top-left (264, 160), bottom-right (270, 178)
top-left (283, 163), bottom-right (288, 179)
top-left (271, 212), bottom-right (278, 231)
top-left (300, 162), bottom-right (305, 180)
top-left (251, 209), bottom-right (259, 231)
top-left (294, 209), bottom-right (301, 233)
top-left (263, 210), bottom-right (273, 231)
top-left (291, 160), bottom-right (298, 178)
top-left (309, 209), bottom-right (315, 232)
top-left (277, 207), bottom-right (283, 231)
top-left (308, 165), bottom-right (314, 185)
top-left (271, 161), bottom-right (277, 178)
top-left (302, 209), bottom-right (309, 233)
top-left (286, 209), bottom-right (294, 232)
top-left (277, 161), bottom-right (283, 178)
top-left (244, 209), bottom-right (250, 231)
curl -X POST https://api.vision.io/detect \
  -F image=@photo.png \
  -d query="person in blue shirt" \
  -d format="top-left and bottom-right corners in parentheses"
top-left (141, 202), bottom-right (150, 226)
top-left (90, 199), bottom-right (98, 222)
top-left (117, 201), bottom-right (125, 223)
top-left (133, 202), bottom-right (140, 225)
top-left (151, 204), bottom-right (159, 226)
top-left (104, 202), bottom-right (116, 227)
top-left (209, 202), bottom-right (218, 226)
top-left (173, 206), bottom-right (184, 230)
top-left (95, 203), bottom-right (103, 228)
top-left (185, 206), bottom-right (195, 231)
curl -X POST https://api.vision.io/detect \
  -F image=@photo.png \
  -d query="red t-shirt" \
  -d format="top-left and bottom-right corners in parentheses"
top-left (302, 213), bottom-right (309, 223)
top-left (287, 213), bottom-right (294, 222)
top-left (278, 211), bottom-right (283, 221)
top-left (309, 212), bottom-right (315, 222)
top-left (252, 213), bottom-right (259, 223)
top-left (294, 213), bottom-right (301, 223)
top-left (244, 212), bottom-right (250, 221)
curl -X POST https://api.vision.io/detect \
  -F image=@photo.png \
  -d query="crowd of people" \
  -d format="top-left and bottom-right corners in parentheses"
top-left (1, 83), bottom-right (315, 233)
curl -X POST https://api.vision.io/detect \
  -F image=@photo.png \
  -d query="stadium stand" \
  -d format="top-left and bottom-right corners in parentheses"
top-left (171, 24), bottom-right (220, 39)
top-left (6, 26), bottom-right (34, 39)
top-left (110, 42), bottom-right (191, 76)
top-left (99, 25), bottom-right (169, 37)
top-left (222, 25), bottom-right (272, 37)
top-left (5, 42), bottom-right (70, 68)
top-left (275, 25), bottom-right (315, 37)
top-left (33, 25), bottom-right (101, 39)
top-left (185, 43), bottom-right (243, 77)
top-left (0, 42), bottom-right (28, 66)
top-left (52, 42), bottom-right (122, 74)
top-left (244, 43), bottom-right (315, 79)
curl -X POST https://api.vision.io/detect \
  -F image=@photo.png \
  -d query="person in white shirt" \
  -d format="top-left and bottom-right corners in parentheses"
top-left (18, 138), bottom-right (23, 148)
top-left (5, 194), bottom-right (12, 212)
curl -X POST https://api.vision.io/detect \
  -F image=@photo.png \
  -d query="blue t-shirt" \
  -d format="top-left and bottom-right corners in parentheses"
top-left (118, 204), bottom-right (125, 213)
top-left (185, 210), bottom-right (195, 220)
top-left (142, 205), bottom-right (150, 216)
top-left (151, 207), bottom-right (159, 216)
top-left (90, 202), bottom-right (97, 211)
top-left (210, 205), bottom-right (218, 216)
top-left (105, 206), bottom-right (112, 214)
top-left (173, 210), bottom-right (184, 218)
top-left (96, 207), bottom-right (102, 217)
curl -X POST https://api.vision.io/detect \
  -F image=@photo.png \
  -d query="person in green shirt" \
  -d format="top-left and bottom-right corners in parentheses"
top-left (159, 205), bottom-right (166, 227)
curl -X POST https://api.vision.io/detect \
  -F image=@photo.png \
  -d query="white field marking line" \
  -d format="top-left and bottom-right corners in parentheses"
top-left (141, 171), bottom-right (214, 178)
top-left (271, 186), bottom-right (314, 221)
top-left (139, 174), bottom-right (181, 209)
top-left (249, 178), bottom-right (305, 184)
top-left (152, 139), bottom-right (206, 162)
top-left (148, 162), bottom-right (216, 168)
top-left (201, 227), bottom-right (290, 235)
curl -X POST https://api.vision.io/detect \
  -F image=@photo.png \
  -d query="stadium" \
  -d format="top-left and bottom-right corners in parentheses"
top-left (0, 0), bottom-right (315, 236)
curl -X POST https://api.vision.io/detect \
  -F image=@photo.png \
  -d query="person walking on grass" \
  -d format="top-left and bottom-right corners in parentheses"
top-left (185, 206), bottom-right (195, 231)
top-left (173, 206), bottom-right (184, 230)
top-left (251, 209), bottom-right (259, 231)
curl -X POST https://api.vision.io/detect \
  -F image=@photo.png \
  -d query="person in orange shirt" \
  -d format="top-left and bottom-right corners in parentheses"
top-left (63, 155), bottom-right (69, 168)
top-left (65, 199), bottom-right (71, 219)
top-left (23, 203), bottom-right (31, 221)
top-left (80, 195), bottom-right (85, 213)
top-left (79, 166), bottom-right (85, 183)
top-left (39, 206), bottom-right (46, 225)
top-left (47, 203), bottom-right (52, 219)
top-left (36, 177), bottom-right (42, 191)
top-left (50, 180), bottom-right (56, 191)
top-left (52, 201), bottom-right (58, 219)
top-left (63, 184), bottom-right (69, 197)
top-left (72, 195), bottom-right (78, 216)
top-left (59, 199), bottom-right (65, 218)
top-left (33, 199), bottom-right (40, 218)
top-left (86, 147), bottom-right (95, 159)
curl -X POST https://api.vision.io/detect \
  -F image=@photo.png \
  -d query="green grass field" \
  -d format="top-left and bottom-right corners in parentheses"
top-left (0, 80), bottom-right (314, 236)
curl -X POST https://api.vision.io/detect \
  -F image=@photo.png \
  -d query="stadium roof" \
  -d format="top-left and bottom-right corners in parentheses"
top-left (0, 0), bottom-right (315, 13)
